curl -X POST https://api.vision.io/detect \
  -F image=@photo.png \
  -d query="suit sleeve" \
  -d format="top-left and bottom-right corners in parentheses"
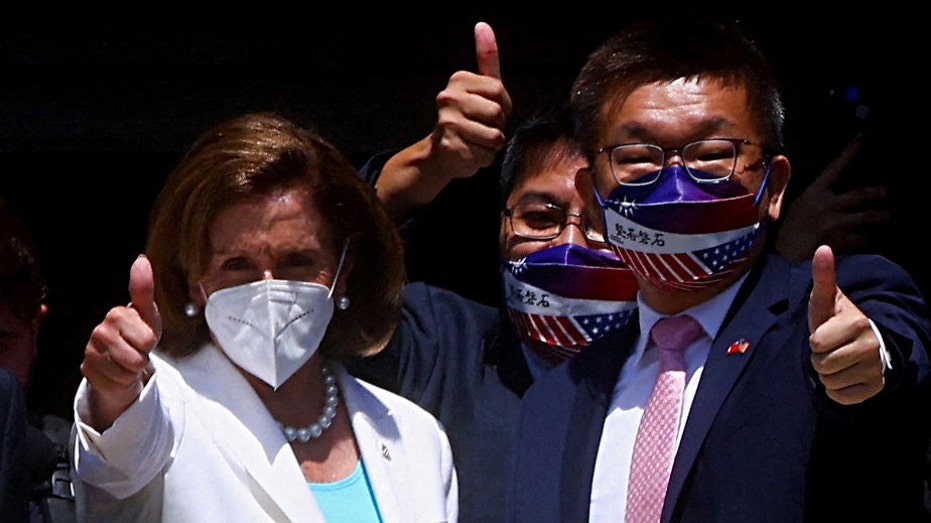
top-left (835, 254), bottom-right (931, 394)
top-left (71, 355), bottom-right (178, 500)
top-left (0, 369), bottom-right (28, 522)
top-left (346, 282), bottom-right (501, 413)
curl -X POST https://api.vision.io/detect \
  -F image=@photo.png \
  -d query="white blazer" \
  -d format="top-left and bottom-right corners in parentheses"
top-left (72, 343), bottom-right (458, 522)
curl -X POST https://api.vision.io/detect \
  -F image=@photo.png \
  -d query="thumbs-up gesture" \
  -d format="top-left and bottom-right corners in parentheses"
top-left (81, 254), bottom-right (162, 431)
top-left (808, 245), bottom-right (885, 405)
top-left (376, 21), bottom-right (513, 222)
top-left (429, 21), bottom-right (513, 180)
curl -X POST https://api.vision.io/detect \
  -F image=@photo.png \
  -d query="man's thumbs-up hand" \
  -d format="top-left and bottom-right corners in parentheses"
top-left (429, 21), bottom-right (512, 180)
top-left (374, 21), bottom-right (514, 223)
top-left (808, 245), bottom-right (886, 405)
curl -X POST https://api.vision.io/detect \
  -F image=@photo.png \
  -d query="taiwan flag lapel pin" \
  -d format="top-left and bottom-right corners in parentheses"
top-left (727, 338), bottom-right (750, 355)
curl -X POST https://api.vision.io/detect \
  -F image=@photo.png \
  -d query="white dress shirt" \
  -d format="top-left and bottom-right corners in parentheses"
top-left (589, 275), bottom-right (745, 522)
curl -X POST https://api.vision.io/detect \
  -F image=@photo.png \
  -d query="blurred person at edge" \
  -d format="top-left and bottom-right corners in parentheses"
top-left (0, 366), bottom-right (28, 522)
top-left (0, 197), bottom-right (74, 523)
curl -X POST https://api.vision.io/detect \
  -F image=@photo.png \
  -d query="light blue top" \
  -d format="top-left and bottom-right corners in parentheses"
top-left (309, 460), bottom-right (383, 523)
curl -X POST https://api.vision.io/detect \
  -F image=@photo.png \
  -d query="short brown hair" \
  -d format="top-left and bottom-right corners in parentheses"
top-left (146, 112), bottom-right (405, 360)
top-left (571, 16), bottom-right (785, 160)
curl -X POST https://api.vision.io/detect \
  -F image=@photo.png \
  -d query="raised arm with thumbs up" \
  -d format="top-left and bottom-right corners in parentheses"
top-left (374, 21), bottom-right (512, 223)
top-left (81, 254), bottom-right (160, 431)
top-left (807, 244), bottom-right (887, 404)
top-left (71, 112), bottom-right (458, 521)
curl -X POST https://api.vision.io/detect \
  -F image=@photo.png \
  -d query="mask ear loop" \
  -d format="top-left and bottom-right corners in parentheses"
top-left (327, 237), bottom-right (351, 299)
top-left (752, 160), bottom-right (774, 207)
top-left (747, 159), bottom-right (775, 244)
top-left (590, 169), bottom-right (616, 247)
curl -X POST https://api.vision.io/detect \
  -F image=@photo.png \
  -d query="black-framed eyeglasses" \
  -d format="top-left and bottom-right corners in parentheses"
top-left (597, 138), bottom-right (770, 188)
top-left (503, 202), bottom-right (606, 243)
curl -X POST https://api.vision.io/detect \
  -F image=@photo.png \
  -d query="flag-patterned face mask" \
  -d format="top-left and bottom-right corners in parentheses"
top-left (597, 164), bottom-right (770, 291)
top-left (502, 243), bottom-right (638, 365)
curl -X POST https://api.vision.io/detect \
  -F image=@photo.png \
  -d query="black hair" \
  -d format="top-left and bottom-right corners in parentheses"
top-left (499, 100), bottom-right (579, 208)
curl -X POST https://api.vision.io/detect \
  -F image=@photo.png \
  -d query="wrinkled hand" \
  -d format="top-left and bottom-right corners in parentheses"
top-left (808, 245), bottom-right (884, 404)
top-left (775, 135), bottom-right (890, 262)
top-left (81, 254), bottom-right (161, 431)
top-left (429, 21), bottom-right (512, 179)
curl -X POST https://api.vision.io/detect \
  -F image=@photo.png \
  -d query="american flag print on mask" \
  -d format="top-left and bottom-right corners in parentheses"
top-left (503, 244), bottom-right (638, 364)
top-left (599, 166), bottom-right (764, 290)
top-left (596, 165), bottom-right (768, 290)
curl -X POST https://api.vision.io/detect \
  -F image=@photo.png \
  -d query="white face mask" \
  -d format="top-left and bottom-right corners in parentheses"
top-left (205, 279), bottom-right (334, 389)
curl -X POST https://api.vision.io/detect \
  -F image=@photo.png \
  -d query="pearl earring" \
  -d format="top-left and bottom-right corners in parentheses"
top-left (336, 296), bottom-right (350, 311)
top-left (184, 302), bottom-right (200, 317)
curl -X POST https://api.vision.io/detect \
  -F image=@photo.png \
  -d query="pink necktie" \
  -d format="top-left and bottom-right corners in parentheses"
top-left (625, 314), bottom-right (704, 523)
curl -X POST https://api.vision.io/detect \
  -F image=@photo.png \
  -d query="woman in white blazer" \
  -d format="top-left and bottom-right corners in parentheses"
top-left (71, 113), bottom-right (458, 523)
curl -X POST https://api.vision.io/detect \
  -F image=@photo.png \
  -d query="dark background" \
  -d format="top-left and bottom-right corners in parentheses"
top-left (0, 12), bottom-right (920, 419)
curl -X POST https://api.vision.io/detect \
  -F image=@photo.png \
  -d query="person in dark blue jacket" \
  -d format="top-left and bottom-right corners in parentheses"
top-left (350, 17), bottom-right (929, 521)
top-left (348, 22), bottom-right (638, 523)
top-left (511, 15), bottom-right (931, 522)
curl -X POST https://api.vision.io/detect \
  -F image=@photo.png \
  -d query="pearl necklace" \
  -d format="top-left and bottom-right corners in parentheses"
top-left (277, 364), bottom-right (339, 443)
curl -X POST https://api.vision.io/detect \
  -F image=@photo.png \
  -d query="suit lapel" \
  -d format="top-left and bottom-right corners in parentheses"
top-left (335, 364), bottom-right (408, 523)
top-left (664, 255), bottom-right (790, 519)
top-left (560, 319), bottom-right (640, 522)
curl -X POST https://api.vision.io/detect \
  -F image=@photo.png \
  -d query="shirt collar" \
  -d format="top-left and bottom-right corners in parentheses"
top-left (635, 272), bottom-right (749, 355)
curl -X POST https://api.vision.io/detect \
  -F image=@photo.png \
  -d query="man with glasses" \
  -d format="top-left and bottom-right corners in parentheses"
top-left (512, 15), bottom-right (931, 522)
top-left (352, 100), bottom-right (638, 522)
top-left (347, 22), bottom-right (638, 523)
